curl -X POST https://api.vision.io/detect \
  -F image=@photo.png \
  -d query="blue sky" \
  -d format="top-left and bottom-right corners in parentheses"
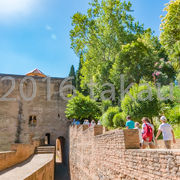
top-left (0, 0), bottom-right (169, 78)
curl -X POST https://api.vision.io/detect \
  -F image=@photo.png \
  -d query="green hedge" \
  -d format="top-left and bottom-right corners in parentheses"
top-left (113, 112), bottom-right (126, 128)
top-left (101, 107), bottom-right (119, 128)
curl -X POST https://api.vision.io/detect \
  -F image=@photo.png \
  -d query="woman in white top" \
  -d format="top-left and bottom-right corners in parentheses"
top-left (155, 116), bottom-right (176, 149)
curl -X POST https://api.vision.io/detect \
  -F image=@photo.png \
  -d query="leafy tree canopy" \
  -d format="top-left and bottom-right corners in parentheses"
top-left (70, 0), bottom-right (145, 96)
top-left (121, 82), bottom-right (160, 122)
top-left (110, 31), bottom-right (159, 89)
top-left (65, 92), bottom-right (101, 121)
top-left (69, 65), bottom-right (76, 87)
top-left (160, 0), bottom-right (180, 70)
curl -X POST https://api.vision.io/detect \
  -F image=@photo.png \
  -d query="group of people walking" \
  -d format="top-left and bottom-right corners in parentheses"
top-left (72, 115), bottom-right (176, 149)
top-left (83, 119), bottom-right (101, 127)
top-left (126, 115), bottom-right (176, 149)
top-left (72, 119), bottom-right (101, 127)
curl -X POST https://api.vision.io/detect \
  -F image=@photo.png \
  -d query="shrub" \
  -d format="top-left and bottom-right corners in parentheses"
top-left (165, 104), bottom-right (180, 124)
top-left (65, 92), bottom-right (101, 121)
top-left (176, 72), bottom-right (180, 82)
top-left (113, 112), bottom-right (126, 128)
top-left (101, 100), bottom-right (112, 113)
top-left (159, 85), bottom-right (180, 107)
top-left (101, 107), bottom-right (119, 128)
top-left (121, 82), bottom-right (160, 122)
top-left (173, 124), bottom-right (180, 139)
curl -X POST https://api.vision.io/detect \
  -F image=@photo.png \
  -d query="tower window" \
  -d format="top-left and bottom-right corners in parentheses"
top-left (29, 115), bottom-right (37, 126)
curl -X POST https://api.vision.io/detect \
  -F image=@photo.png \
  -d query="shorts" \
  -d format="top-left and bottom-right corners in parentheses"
top-left (164, 140), bottom-right (171, 149)
top-left (142, 140), bottom-right (155, 149)
top-left (143, 140), bottom-right (154, 146)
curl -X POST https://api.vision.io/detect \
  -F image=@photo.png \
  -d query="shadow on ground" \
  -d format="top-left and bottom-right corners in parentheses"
top-left (55, 163), bottom-right (70, 180)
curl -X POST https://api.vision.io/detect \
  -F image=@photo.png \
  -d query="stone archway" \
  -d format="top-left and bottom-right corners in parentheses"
top-left (55, 136), bottom-right (65, 163)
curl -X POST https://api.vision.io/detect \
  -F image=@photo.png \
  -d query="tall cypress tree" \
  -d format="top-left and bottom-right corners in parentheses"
top-left (76, 55), bottom-right (83, 92)
top-left (69, 65), bottom-right (76, 87)
top-left (76, 54), bottom-right (89, 95)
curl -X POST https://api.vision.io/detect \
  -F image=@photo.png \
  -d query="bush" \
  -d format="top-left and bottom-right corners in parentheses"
top-left (173, 124), bottom-right (180, 139)
top-left (176, 72), bottom-right (180, 82)
top-left (159, 85), bottom-right (180, 107)
top-left (101, 100), bottom-right (112, 113)
top-left (113, 112), bottom-right (126, 128)
top-left (165, 104), bottom-right (180, 124)
top-left (101, 107), bottom-right (119, 128)
top-left (121, 82), bottom-right (160, 122)
top-left (65, 92), bottom-right (101, 121)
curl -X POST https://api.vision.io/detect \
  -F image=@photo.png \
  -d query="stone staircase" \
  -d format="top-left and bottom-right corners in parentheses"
top-left (35, 146), bottom-right (55, 154)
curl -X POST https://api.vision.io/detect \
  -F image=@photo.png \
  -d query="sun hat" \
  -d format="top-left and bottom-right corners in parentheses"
top-left (160, 116), bottom-right (167, 121)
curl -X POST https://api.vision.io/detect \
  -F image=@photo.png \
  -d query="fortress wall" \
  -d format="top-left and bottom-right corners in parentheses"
top-left (69, 125), bottom-right (180, 180)
top-left (0, 74), bottom-right (70, 151)
top-left (0, 139), bottom-right (42, 171)
top-left (24, 155), bottom-right (54, 180)
top-left (157, 139), bottom-right (180, 149)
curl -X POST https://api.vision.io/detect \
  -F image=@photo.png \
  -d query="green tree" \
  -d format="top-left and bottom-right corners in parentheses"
top-left (70, 0), bottom-right (144, 99)
top-left (113, 112), bottom-right (126, 128)
top-left (101, 106), bottom-right (119, 128)
top-left (110, 31), bottom-right (159, 89)
top-left (76, 54), bottom-right (83, 92)
top-left (101, 100), bottom-right (112, 113)
top-left (160, 0), bottom-right (180, 70)
top-left (153, 58), bottom-right (176, 85)
top-left (69, 65), bottom-right (76, 87)
top-left (152, 45), bottom-right (176, 85)
top-left (165, 104), bottom-right (180, 124)
top-left (121, 82), bottom-right (160, 122)
top-left (159, 85), bottom-right (180, 107)
top-left (65, 92), bottom-right (101, 121)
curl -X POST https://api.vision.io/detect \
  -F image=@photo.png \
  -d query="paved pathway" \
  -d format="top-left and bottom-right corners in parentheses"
top-left (0, 154), bottom-right (54, 180)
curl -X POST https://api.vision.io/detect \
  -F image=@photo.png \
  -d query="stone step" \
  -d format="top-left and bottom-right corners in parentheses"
top-left (36, 151), bottom-right (54, 154)
top-left (35, 146), bottom-right (55, 154)
top-left (36, 148), bottom-right (55, 150)
top-left (36, 150), bottom-right (55, 153)
top-left (37, 146), bottom-right (55, 149)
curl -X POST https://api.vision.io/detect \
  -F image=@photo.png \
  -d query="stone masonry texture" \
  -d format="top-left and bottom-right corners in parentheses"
top-left (69, 125), bottom-right (180, 180)
top-left (0, 74), bottom-right (70, 164)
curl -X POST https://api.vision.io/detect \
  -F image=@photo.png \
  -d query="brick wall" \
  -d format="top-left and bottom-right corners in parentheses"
top-left (157, 139), bottom-right (180, 149)
top-left (69, 125), bottom-right (180, 180)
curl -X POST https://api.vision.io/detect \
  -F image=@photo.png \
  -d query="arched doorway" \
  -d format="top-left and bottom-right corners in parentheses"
top-left (56, 136), bottom-right (65, 163)
top-left (45, 133), bottom-right (50, 145)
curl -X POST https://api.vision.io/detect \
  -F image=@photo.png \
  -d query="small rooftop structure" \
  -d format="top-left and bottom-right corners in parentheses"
top-left (26, 69), bottom-right (46, 77)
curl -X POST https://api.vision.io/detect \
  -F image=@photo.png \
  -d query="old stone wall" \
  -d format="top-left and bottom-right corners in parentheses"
top-left (69, 125), bottom-right (180, 180)
top-left (0, 139), bottom-right (41, 171)
top-left (0, 74), bottom-right (70, 152)
top-left (157, 139), bottom-right (180, 149)
top-left (24, 155), bottom-right (54, 180)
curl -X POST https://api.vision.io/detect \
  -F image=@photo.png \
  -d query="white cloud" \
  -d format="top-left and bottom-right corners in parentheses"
top-left (46, 25), bottom-right (53, 31)
top-left (0, 0), bottom-right (41, 22)
top-left (51, 34), bottom-right (57, 40)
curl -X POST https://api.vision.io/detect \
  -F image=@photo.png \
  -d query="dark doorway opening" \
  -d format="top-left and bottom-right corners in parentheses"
top-left (45, 133), bottom-right (50, 145)
top-left (55, 136), bottom-right (70, 180)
